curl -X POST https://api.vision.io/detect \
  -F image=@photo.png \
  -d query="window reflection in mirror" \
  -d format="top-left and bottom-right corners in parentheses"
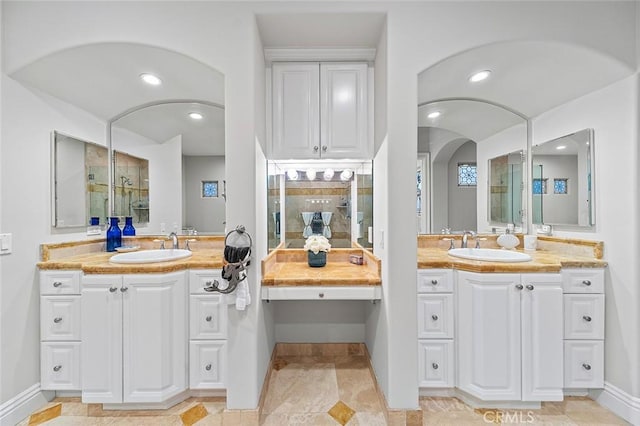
top-left (489, 151), bottom-right (524, 226)
top-left (267, 161), bottom-right (373, 251)
top-left (532, 128), bottom-right (594, 227)
top-left (52, 131), bottom-right (108, 228)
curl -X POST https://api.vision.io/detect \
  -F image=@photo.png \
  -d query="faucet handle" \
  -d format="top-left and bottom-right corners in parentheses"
top-left (475, 237), bottom-right (487, 249)
top-left (153, 239), bottom-right (166, 250)
top-left (442, 237), bottom-right (455, 250)
top-left (185, 239), bottom-right (197, 251)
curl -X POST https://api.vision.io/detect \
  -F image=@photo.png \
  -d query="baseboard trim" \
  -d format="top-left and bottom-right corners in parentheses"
top-left (592, 382), bottom-right (640, 425)
top-left (0, 384), bottom-right (53, 426)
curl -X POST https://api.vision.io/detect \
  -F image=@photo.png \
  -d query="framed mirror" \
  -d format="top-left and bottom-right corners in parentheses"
top-left (110, 101), bottom-right (225, 234)
top-left (51, 131), bottom-right (109, 228)
top-left (417, 99), bottom-right (527, 234)
top-left (532, 128), bottom-right (594, 227)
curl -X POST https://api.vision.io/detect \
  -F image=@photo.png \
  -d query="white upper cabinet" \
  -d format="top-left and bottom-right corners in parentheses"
top-left (271, 62), bottom-right (370, 160)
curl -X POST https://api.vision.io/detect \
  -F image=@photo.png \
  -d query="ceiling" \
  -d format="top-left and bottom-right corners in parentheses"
top-left (11, 43), bottom-right (225, 155)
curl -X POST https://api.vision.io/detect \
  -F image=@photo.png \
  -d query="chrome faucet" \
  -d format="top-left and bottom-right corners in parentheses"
top-left (461, 230), bottom-right (476, 248)
top-left (168, 232), bottom-right (179, 249)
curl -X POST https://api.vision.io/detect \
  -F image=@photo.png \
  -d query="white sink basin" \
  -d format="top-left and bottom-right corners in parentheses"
top-left (109, 249), bottom-right (193, 264)
top-left (448, 248), bottom-right (531, 263)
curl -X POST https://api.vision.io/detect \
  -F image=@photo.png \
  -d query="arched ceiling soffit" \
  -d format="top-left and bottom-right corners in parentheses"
top-left (417, 40), bottom-right (634, 119)
top-left (10, 42), bottom-right (225, 121)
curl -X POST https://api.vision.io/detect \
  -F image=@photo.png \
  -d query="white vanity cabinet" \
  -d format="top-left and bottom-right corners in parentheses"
top-left (417, 269), bottom-right (455, 389)
top-left (189, 270), bottom-right (227, 390)
top-left (271, 62), bottom-right (369, 160)
top-left (81, 272), bottom-right (187, 405)
top-left (457, 271), bottom-right (564, 402)
top-left (39, 270), bottom-right (82, 391)
top-left (562, 268), bottom-right (605, 389)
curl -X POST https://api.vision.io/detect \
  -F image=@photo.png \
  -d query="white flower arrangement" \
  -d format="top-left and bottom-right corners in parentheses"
top-left (303, 234), bottom-right (331, 254)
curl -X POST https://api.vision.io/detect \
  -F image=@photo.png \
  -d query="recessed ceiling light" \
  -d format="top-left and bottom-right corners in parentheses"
top-left (556, 145), bottom-right (566, 150)
top-left (140, 73), bottom-right (162, 86)
top-left (427, 111), bottom-right (441, 119)
top-left (469, 70), bottom-right (491, 83)
top-left (188, 112), bottom-right (203, 120)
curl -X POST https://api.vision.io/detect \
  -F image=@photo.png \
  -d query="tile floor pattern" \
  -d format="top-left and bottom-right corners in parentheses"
top-left (20, 353), bottom-right (630, 425)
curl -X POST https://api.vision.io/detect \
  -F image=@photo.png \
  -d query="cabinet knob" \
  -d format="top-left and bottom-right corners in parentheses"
top-left (206, 316), bottom-right (213, 322)
top-left (120, 287), bottom-right (128, 292)
top-left (53, 365), bottom-right (62, 372)
top-left (583, 315), bottom-right (592, 322)
top-left (526, 284), bottom-right (534, 291)
top-left (53, 317), bottom-right (63, 323)
top-left (322, 146), bottom-right (327, 152)
top-left (109, 286), bottom-right (118, 293)
top-left (515, 284), bottom-right (524, 290)
top-left (53, 281), bottom-right (63, 288)
top-left (432, 363), bottom-right (439, 370)
top-left (582, 280), bottom-right (592, 286)
top-left (205, 364), bottom-right (212, 371)
top-left (319, 293), bottom-right (325, 298)
top-left (431, 279), bottom-right (438, 285)
top-left (431, 314), bottom-right (439, 321)
top-left (313, 146), bottom-right (319, 152)
top-left (582, 363), bottom-right (592, 371)
top-left (204, 280), bottom-right (219, 292)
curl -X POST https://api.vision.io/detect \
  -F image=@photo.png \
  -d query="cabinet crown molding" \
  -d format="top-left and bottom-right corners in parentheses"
top-left (264, 48), bottom-right (376, 64)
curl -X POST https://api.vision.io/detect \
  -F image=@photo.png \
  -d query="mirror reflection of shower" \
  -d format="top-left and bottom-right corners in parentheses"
top-left (113, 150), bottom-right (149, 223)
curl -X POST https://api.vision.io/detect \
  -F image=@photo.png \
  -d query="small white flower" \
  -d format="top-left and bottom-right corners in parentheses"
top-left (303, 235), bottom-right (331, 254)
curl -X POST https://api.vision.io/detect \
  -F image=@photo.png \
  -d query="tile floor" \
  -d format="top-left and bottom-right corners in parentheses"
top-left (21, 351), bottom-right (630, 425)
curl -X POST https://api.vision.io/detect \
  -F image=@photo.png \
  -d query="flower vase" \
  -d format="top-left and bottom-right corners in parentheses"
top-left (307, 251), bottom-right (327, 267)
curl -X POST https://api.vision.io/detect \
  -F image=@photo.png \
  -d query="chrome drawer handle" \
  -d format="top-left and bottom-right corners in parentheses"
top-left (120, 287), bottom-right (128, 292)
top-left (313, 146), bottom-right (319, 152)
top-left (53, 281), bottom-right (63, 288)
top-left (582, 280), bottom-right (592, 286)
top-left (206, 316), bottom-right (212, 322)
top-left (205, 364), bottom-right (212, 371)
top-left (515, 284), bottom-right (524, 290)
top-left (53, 365), bottom-right (62, 372)
top-left (431, 279), bottom-right (438, 285)
top-left (431, 314), bottom-right (438, 321)
top-left (582, 363), bottom-right (592, 371)
top-left (109, 286), bottom-right (118, 293)
top-left (526, 284), bottom-right (534, 291)
top-left (53, 317), bottom-right (63, 323)
top-left (583, 315), bottom-right (592, 322)
top-left (432, 363), bottom-right (439, 370)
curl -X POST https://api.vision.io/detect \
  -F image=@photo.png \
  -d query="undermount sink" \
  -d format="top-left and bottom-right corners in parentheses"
top-left (109, 249), bottom-right (193, 264)
top-left (448, 248), bottom-right (532, 263)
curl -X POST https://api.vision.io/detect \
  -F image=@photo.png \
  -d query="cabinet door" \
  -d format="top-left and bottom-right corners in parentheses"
top-left (190, 294), bottom-right (227, 339)
top-left (81, 276), bottom-right (123, 403)
top-left (271, 62), bottom-right (320, 159)
top-left (41, 342), bottom-right (81, 390)
top-left (320, 63), bottom-right (369, 159)
top-left (417, 294), bottom-right (454, 339)
top-left (122, 272), bottom-right (187, 403)
top-left (41, 295), bottom-right (81, 341)
top-left (564, 341), bottom-right (604, 388)
top-left (418, 340), bottom-right (454, 388)
top-left (189, 341), bottom-right (226, 389)
top-left (564, 294), bottom-right (605, 340)
top-left (521, 274), bottom-right (564, 401)
top-left (457, 271), bottom-right (521, 401)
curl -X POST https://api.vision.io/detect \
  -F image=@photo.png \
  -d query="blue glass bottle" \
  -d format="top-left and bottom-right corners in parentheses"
top-left (123, 217), bottom-right (136, 236)
top-left (106, 217), bottom-right (122, 252)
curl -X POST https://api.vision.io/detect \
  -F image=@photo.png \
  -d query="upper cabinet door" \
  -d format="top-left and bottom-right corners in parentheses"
top-left (271, 62), bottom-right (320, 160)
top-left (320, 63), bottom-right (369, 159)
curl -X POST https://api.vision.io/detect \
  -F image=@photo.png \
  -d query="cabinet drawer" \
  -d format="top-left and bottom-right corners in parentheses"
top-left (564, 341), bottom-right (604, 389)
top-left (41, 342), bottom-right (81, 390)
top-left (417, 270), bottom-right (453, 293)
top-left (189, 270), bottom-right (223, 294)
top-left (40, 271), bottom-right (81, 295)
top-left (190, 295), bottom-right (227, 339)
top-left (418, 340), bottom-right (454, 388)
top-left (564, 294), bottom-right (604, 340)
top-left (41, 296), bottom-right (81, 341)
top-left (562, 269), bottom-right (604, 294)
top-left (418, 294), bottom-right (454, 339)
top-left (189, 341), bottom-right (226, 389)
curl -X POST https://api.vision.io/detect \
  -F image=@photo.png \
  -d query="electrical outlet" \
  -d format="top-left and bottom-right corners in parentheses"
top-left (0, 233), bottom-right (12, 255)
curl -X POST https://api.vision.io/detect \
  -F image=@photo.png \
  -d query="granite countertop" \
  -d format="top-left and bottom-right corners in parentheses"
top-left (417, 247), bottom-right (607, 272)
top-left (261, 248), bottom-right (381, 286)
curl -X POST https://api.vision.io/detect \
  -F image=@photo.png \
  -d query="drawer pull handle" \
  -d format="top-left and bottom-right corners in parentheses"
top-left (204, 280), bottom-right (220, 292)
top-left (109, 286), bottom-right (118, 293)
top-left (431, 280), bottom-right (438, 285)
top-left (319, 293), bottom-right (325, 298)
top-left (515, 284), bottom-right (524, 290)
top-left (582, 280), bottom-right (592, 286)
top-left (53, 317), bottom-right (63, 323)
top-left (313, 146), bottom-right (319, 152)
top-left (120, 287), bottom-right (128, 293)
top-left (206, 316), bottom-right (213, 322)
top-left (582, 363), bottom-right (592, 371)
top-left (583, 315), bottom-right (592, 322)
top-left (53, 365), bottom-right (62, 372)
top-left (205, 364), bottom-right (212, 371)
top-left (53, 281), bottom-right (63, 288)
top-left (431, 314), bottom-right (439, 321)
top-left (432, 363), bottom-right (439, 370)
top-left (526, 284), bottom-right (534, 291)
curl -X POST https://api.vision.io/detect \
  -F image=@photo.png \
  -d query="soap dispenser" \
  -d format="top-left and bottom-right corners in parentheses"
top-left (497, 226), bottom-right (519, 250)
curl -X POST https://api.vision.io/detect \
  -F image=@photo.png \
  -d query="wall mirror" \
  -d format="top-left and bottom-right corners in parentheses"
top-left (267, 160), bottom-right (373, 251)
top-left (51, 131), bottom-right (109, 228)
top-left (110, 101), bottom-right (225, 234)
top-left (489, 150), bottom-right (525, 226)
top-left (532, 128), bottom-right (594, 227)
top-left (417, 99), bottom-right (527, 234)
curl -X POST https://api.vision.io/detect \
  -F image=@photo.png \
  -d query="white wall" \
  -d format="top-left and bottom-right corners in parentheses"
top-left (183, 155), bottom-right (225, 233)
top-left (447, 141), bottom-right (477, 231)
